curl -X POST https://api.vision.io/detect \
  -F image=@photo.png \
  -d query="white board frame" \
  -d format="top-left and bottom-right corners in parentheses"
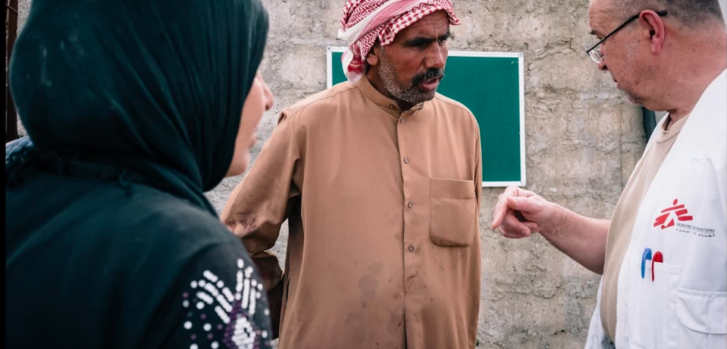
top-left (326, 47), bottom-right (526, 188)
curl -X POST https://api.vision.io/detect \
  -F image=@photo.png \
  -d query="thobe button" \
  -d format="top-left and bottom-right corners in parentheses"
top-left (403, 158), bottom-right (410, 164)
top-left (408, 202), bottom-right (413, 208)
top-left (408, 245), bottom-right (415, 252)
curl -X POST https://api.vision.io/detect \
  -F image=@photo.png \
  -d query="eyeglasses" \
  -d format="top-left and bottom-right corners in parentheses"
top-left (585, 10), bottom-right (668, 64)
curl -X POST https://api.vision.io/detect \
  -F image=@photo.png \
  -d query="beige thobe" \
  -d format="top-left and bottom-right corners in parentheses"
top-left (222, 77), bottom-right (482, 349)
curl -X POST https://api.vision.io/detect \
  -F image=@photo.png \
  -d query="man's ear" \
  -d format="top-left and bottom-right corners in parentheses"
top-left (639, 10), bottom-right (666, 54)
top-left (366, 43), bottom-right (381, 66)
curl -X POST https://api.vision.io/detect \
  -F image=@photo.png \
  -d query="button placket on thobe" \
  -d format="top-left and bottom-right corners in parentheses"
top-left (398, 110), bottom-right (414, 255)
top-left (396, 106), bottom-right (427, 343)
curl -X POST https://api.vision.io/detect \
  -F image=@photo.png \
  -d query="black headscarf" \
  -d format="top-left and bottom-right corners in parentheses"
top-left (8, 0), bottom-right (268, 214)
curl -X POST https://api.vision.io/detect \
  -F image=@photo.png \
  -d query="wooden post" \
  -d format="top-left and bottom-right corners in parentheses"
top-left (6, 0), bottom-right (19, 143)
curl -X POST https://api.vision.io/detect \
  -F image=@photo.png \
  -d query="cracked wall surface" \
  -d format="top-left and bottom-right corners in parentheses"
top-left (17, 0), bottom-right (646, 347)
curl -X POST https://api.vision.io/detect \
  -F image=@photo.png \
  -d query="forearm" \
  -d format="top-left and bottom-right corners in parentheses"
top-left (539, 204), bottom-right (610, 274)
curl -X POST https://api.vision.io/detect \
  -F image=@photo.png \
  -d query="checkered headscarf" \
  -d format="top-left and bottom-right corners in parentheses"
top-left (338, 0), bottom-right (460, 83)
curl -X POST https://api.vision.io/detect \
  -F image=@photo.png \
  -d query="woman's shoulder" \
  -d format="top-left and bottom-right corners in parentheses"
top-left (102, 183), bottom-right (230, 238)
top-left (10, 174), bottom-right (238, 261)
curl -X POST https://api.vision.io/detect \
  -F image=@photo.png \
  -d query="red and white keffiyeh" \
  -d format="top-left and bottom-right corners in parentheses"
top-left (338, 0), bottom-right (460, 83)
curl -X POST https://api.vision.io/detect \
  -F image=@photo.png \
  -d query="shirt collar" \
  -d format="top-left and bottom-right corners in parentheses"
top-left (656, 113), bottom-right (690, 143)
top-left (356, 76), bottom-right (425, 115)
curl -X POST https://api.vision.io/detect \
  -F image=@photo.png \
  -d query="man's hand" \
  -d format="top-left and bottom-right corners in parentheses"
top-left (492, 186), bottom-right (610, 273)
top-left (491, 186), bottom-right (559, 239)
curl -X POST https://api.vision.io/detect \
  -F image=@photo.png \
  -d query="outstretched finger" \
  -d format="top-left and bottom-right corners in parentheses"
top-left (492, 187), bottom-right (522, 229)
top-left (492, 202), bottom-right (508, 229)
top-left (516, 188), bottom-right (538, 198)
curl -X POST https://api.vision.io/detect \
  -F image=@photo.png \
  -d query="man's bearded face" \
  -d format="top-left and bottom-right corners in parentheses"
top-left (374, 11), bottom-right (451, 105)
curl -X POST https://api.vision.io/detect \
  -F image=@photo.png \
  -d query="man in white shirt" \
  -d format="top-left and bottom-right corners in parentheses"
top-left (492, 0), bottom-right (727, 347)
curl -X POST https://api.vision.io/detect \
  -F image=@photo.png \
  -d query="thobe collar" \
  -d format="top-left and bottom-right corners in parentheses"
top-left (356, 76), bottom-right (425, 117)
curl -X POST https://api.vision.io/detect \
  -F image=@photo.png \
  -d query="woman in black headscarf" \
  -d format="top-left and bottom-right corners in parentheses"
top-left (6, 0), bottom-right (275, 348)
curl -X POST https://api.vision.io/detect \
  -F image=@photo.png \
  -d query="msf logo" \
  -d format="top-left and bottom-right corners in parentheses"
top-left (653, 199), bottom-right (693, 229)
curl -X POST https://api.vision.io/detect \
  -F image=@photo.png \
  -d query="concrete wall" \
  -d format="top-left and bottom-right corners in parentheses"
top-left (17, 0), bottom-right (646, 347)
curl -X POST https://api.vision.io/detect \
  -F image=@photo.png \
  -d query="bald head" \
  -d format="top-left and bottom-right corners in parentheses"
top-left (587, 0), bottom-right (727, 117)
top-left (598, 0), bottom-right (724, 26)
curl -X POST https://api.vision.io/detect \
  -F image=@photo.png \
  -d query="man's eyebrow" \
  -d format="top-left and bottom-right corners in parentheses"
top-left (404, 36), bottom-right (436, 46)
top-left (439, 30), bottom-right (452, 40)
top-left (403, 30), bottom-right (452, 46)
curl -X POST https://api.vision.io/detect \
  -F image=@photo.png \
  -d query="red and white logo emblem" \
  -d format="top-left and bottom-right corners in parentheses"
top-left (653, 199), bottom-right (693, 229)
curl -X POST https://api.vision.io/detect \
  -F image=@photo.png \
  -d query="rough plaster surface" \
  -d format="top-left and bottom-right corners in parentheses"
top-left (17, 0), bottom-right (646, 347)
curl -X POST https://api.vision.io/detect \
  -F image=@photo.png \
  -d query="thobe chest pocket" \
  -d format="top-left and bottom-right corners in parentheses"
top-left (429, 177), bottom-right (477, 247)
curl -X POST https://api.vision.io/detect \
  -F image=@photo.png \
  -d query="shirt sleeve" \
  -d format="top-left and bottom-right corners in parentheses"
top-left (221, 111), bottom-right (302, 249)
top-left (219, 110), bottom-right (304, 335)
top-left (472, 116), bottom-right (482, 207)
top-left (5, 136), bottom-right (33, 164)
top-left (163, 242), bottom-right (274, 349)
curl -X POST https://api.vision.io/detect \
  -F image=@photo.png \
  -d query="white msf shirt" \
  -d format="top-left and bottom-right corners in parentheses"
top-left (586, 70), bottom-right (727, 349)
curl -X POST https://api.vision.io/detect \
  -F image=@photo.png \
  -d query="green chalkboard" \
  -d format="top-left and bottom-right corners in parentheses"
top-left (326, 47), bottom-right (526, 187)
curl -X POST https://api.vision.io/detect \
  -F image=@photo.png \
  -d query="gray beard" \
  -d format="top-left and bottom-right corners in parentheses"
top-left (378, 51), bottom-right (436, 105)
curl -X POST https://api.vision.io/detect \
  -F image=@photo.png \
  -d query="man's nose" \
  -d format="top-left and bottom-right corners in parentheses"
top-left (425, 45), bottom-right (446, 70)
top-left (596, 46), bottom-right (608, 71)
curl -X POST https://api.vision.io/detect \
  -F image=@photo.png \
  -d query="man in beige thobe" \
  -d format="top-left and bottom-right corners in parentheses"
top-left (222, 1), bottom-right (482, 348)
